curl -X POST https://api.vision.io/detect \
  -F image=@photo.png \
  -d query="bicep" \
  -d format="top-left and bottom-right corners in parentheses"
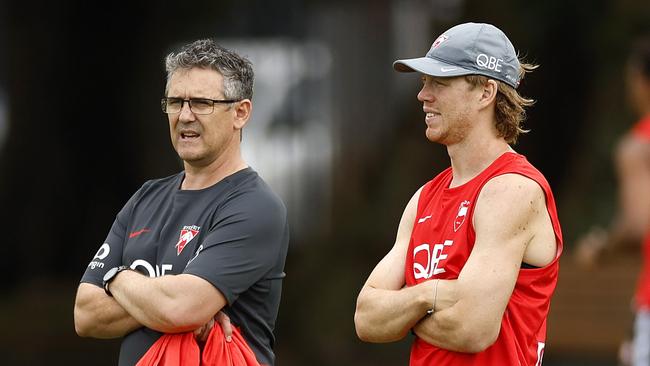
top-left (458, 175), bottom-right (541, 321)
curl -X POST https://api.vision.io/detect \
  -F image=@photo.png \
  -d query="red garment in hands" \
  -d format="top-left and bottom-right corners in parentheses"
top-left (202, 325), bottom-right (261, 366)
top-left (136, 325), bottom-right (260, 366)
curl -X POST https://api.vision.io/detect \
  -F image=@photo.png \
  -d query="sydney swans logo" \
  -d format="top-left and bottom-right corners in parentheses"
top-left (176, 225), bottom-right (200, 255)
top-left (453, 200), bottom-right (471, 232)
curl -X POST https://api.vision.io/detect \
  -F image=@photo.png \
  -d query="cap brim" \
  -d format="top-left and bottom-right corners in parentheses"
top-left (393, 57), bottom-right (472, 78)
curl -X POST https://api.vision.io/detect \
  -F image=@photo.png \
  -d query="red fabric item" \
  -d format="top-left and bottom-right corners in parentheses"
top-left (631, 114), bottom-right (650, 141)
top-left (136, 324), bottom-right (261, 366)
top-left (405, 152), bottom-right (563, 366)
top-left (202, 325), bottom-right (261, 366)
top-left (631, 115), bottom-right (650, 309)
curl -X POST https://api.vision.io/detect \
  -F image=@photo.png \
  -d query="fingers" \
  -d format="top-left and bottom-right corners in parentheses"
top-left (193, 318), bottom-right (214, 342)
top-left (193, 311), bottom-right (233, 342)
top-left (215, 311), bottom-right (233, 342)
top-left (192, 326), bottom-right (202, 338)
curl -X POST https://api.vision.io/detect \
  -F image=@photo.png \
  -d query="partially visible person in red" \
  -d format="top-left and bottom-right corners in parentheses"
top-left (576, 35), bottom-right (650, 366)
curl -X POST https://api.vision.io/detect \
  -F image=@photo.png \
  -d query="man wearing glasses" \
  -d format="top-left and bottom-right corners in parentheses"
top-left (73, 39), bottom-right (289, 366)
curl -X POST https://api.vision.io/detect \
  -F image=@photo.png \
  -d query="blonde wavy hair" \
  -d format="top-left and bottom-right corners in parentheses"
top-left (465, 62), bottom-right (538, 144)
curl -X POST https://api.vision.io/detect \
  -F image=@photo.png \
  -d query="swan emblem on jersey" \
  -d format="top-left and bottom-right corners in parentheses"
top-left (453, 200), bottom-right (471, 232)
top-left (176, 225), bottom-right (200, 255)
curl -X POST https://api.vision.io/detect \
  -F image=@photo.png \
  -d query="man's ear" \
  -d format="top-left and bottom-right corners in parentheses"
top-left (478, 79), bottom-right (498, 108)
top-left (233, 99), bottom-right (252, 130)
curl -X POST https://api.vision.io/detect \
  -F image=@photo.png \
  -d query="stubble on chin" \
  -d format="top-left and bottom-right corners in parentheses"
top-left (175, 146), bottom-right (202, 163)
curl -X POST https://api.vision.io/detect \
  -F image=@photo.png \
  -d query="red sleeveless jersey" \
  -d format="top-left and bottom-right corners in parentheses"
top-left (405, 152), bottom-right (563, 366)
top-left (631, 115), bottom-right (650, 309)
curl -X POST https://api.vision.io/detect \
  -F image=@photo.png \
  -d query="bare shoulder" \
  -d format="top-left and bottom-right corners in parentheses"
top-left (474, 173), bottom-right (547, 236)
top-left (475, 173), bottom-right (556, 266)
top-left (477, 173), bottom-right (545, 209)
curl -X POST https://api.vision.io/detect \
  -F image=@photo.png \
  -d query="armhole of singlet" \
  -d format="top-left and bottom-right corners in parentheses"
top-left (521, 262), bottom-right (540, 269)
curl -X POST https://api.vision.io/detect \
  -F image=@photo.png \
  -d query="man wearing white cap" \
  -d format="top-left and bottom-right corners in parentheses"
top-left (354, 22), bottom-right (563, 365)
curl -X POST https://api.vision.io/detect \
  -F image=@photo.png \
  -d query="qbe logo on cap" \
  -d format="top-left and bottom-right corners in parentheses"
top-left (476, 54), bottom-right (504, 73)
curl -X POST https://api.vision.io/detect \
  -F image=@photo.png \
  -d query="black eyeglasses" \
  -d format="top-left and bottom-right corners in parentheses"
top-left (161, 97), bottom-right (240, 115)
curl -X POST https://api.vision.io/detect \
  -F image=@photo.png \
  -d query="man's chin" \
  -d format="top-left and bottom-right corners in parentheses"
top-left (425, 131), bottom-right (442, 143)
top-left (177, 151), bottom-right (205, 164)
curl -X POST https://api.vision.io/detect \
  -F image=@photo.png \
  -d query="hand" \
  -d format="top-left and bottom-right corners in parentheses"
top-left (193, 311), bottom-right (233, 343)
top-left (574, 226), bottom-right (608, 269)
top-left (215, 311), bottom-right (233, 343)
top-left (193, 317), bottom-right (214, 342)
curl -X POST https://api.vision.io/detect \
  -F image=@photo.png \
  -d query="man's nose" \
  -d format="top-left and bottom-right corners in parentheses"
top-left (417, 86), bottom-right (433, 102)
top-left (178, 101), bottom-right (196, 122)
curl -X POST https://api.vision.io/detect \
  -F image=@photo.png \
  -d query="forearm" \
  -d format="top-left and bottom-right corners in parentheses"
top-left (109, 271), bottom-right (192, 333)
top-left (74, 283), bottom-right (141, 338)
top-left (355, 283), bottom-right (432, 342)
top-left (409, 280), bottom-right (488, 352)
top-left (110, 270), bottom-right (219, 333)
top-left (413, 305), bottom-right (494, 353)
top-left (411, 278), bottom-right (504, 353)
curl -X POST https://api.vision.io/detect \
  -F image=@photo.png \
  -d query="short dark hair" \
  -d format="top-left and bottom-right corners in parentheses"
top-left (165, 39), bottom-right (254, 100)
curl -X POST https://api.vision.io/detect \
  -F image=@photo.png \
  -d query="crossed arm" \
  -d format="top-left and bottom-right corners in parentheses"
top-left (354, 187), bottom-right (455, 342)
top-left (74, 271), bottom-right (226, 337)
top-left (74, 282), bottom-right (141, 338)
top-left (354, 174), bottom-right (551, 352)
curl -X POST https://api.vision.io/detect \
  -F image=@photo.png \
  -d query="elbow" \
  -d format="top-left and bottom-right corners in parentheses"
top-left (74, 321), bottom-right (90, 338)
top-left (354, 297), bottom-right (371, 341)
top-left (354, 309), bottom-right (406, 343)
top-left (354, 297), bottom-right (382, 342)
top-left (355, 320), bottom-right (398, 343)
top-left (354, 309), bottom-right (372, 342)
top-left (74, 283), bottom-right (106, 338)
top-left (454, 325), bottom-right (499, 353)
top-left (354, 317), bottom-right (382, 343)
top-left (75, 323), bottom-right (94, 338)
top-left (73, 305), bottom-right (94, 338)
top-left (353, 290), bottom-right (409, 343)
top-left (460, 334), bottom-right (498, 354)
